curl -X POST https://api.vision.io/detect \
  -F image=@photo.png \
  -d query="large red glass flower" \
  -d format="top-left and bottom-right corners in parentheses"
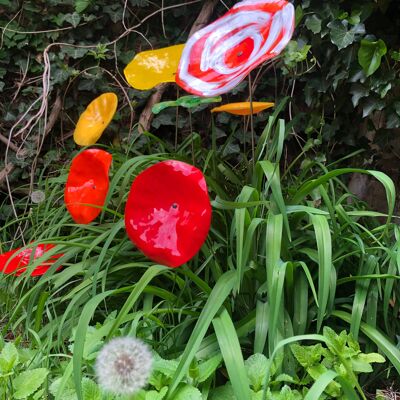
top-left (64, 149), bottom-right (112, 224)
top-left (124, 160), bottom-right (212, 268)
top-left (0, 244), bottom-right (62, 276)
top-left (176, 0), bottom-right (295, 97)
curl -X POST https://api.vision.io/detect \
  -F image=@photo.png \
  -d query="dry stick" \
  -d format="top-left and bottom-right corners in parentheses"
top-left (138, 0), bottom-right (219, 133)
top-left (0, 134), bottom-right (19, 153)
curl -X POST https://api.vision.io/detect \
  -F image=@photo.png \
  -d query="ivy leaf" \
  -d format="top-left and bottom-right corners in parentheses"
top-left (328, 20), bottom-right (365, 50)
top-left (358, 39), bottom-right (387, 77)
top-left (305, 15), bottom-right (322, 34)
top-left (13, 368), bottom-right (49, 399)
top-left (63, 12), bottom-right (81, 28)
top-left (350, 84), bottom-right (370, 107)
top-left (75, 0), bottom-right (91, 13)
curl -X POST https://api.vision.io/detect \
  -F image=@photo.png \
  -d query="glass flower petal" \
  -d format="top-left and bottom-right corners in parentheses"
top-left (0, 244), bottom-right (62, 276)
top-left (124, 44), bottom-right (185, 90)
top-left (211, 101), bottom-right (274, 115)
top-left (124, 160), bottom-right (212, 268)
top-left (176, 0), bottom-right (295, 97)
top-left (73, 93), bottom-right (118, 146)
top-left (64, 149), bottom-right (112, 224)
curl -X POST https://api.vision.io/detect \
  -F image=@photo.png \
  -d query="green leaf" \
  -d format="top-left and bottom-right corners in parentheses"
top-left (358, 39), bottom-right (387, 77)
top-left (174, 385), bottom-right (202, 400)
top-left (305, 15), bottom-right (322, 34)
top-left (75, 0), bottom-right (91, 13)
top-left (328, 21), bottom-right (364, 50)
top-left (13, 368), bottom-right (49, 399)
top-left (0, 342), bottom-right (19, 373)
top-left (145, 387), bottom-right (168, 400)
top-left (213, 309), bottom-right (252, 400)
top-left (245, 354), bottom-right (269, 392)
top-left (209, 384), bottom-right (236, 400)
top-left (197, 354), bottom-right (222, 383)
top-left (82, 378), bottom-right (101, 400)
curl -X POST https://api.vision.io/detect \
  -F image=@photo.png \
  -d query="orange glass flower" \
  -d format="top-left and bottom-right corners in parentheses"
top-left (73, 93), bottom-right (118, 146)
top-left (211, 101), bottom-right (274, 116)
top-left (65, 149), bottom-right (112, 224)
top-left (124, 44), bottom-right (185, 90)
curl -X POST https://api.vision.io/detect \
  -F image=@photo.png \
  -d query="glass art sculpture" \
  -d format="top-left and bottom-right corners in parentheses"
top-left (124, 44), bottom-right (185, 90)
top-left (0, 244), bottom-right (62, 276)
top-left (65, 149), bottom-right (112, 224)
top-left (152, 95), bottom-right (221, 114)
top-left (176, 0), bottom-right (295, 96)
top-left (211, 101), bottom-right (275, 115)
top-left (124, 160), bottom-right (212, 267)
top-left (73, 93), bottom-right (118, 146)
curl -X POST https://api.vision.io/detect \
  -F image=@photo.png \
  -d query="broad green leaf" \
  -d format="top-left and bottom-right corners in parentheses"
top-left (174, 385), bottom-right (202, 400)
top-left (328, 21), bottom-right (364, 50)
top-left (209, 384), bottom-right (235, 400)
top-left (75, 0), bottom-right (91, 13)
top-left (197, 354), bottom-right (222, 383)
top-left (13, 368), bottom-right (49, 399)
top-left (245, 353), bottom-right (269, 392)
top-left (0, 342), bottom-right (19, 373)
top-left (358, 39), bottom-right (387, 77)
top-left (305, 15), bottom-right (322, 33)
top-left (82, 378), bottom-right (101, 400)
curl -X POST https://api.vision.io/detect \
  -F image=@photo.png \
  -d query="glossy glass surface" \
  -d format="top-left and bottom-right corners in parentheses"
top-left (124, 160), bottom-right (212, 267)
top-left (176, 0), bottom-right (295, 97)
top-left (0, 244), bottom-right (62, 276)
top-left (64, 149), bottom-right (112, 224)
top-left (124, 44), bottom-right (185, 90)
top-left (211, 101), bottom-right (274, 115)
top-left (73, 93), bottom-right (118, 146)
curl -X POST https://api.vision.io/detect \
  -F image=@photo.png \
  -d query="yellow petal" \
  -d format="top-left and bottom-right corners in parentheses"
top-left (73, 93), bottom-right (118, 146)
top-left (211, 102), bottom-right (275, 116)
top-left (124, 44), bottom-right (185, 90)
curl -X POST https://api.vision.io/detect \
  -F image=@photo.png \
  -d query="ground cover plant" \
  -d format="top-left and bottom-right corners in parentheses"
top-left (1, 0), bottom-right (400, 399)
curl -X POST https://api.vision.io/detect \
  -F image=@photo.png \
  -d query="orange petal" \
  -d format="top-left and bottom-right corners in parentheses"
top-left (73, 93), bottom-right (118, 146)
top-left (124, 44), bottom-right (185, 90)
top-left (211, 102), bottom-right (275, 116)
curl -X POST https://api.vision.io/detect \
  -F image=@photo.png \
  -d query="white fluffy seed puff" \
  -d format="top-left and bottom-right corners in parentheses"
top-left (95, 337), bottom-right (153, 395)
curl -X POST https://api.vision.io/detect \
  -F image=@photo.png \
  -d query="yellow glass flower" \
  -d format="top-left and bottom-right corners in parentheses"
top-left (73, 93), bottom-right (118, 146)
top-left (211, 102), bottom-right (275, 116)
top-left (124, 44), bottom-right (185, 90)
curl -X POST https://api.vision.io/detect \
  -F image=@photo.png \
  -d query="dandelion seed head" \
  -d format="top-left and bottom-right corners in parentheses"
top-left (95, 337), bottom-right (153, 395)
top-left (31, 190), bottom-right (45, 204)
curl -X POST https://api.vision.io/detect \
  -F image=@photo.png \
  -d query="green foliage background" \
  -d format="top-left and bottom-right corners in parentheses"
top-left (1, 1), bottom-right (400, 399)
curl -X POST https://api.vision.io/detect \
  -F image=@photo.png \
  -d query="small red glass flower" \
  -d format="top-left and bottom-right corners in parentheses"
top-left (0, 244), bottom-right (62, 276)
top-left (64, 149), bottom-right (112, 224)
top-left (124, 160), bottom-right (212, 267)
top-left (176, 0), bottom-right (295, 97)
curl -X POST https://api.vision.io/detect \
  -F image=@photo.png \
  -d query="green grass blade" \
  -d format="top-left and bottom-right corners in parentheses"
top-left (311, 214), bottom-right (332, 332)
top-left (167, 270), bottom-right (237, 399)
top-left (213, 309), bottom-right (252, 400)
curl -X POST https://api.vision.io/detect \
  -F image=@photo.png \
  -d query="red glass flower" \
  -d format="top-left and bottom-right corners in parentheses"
top-left (64, 149), bottom-right (112, 224)
top-left (0, 244), bottom-right (62, 276)
top-left (124, 160), bottom-right (212, 267)
top-left (176, 0), bottom-right (295, 97)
